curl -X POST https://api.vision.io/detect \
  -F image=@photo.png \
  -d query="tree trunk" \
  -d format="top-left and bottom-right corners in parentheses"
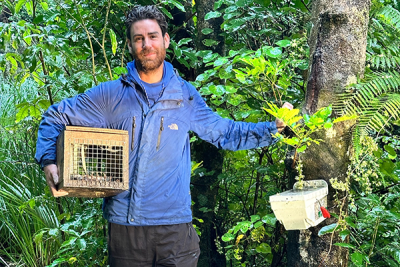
top-left (191, 0), bottom-right (226, 266)
top-left (287, 0), bottom-right (371, 266)
top-left (195, 0), bottom-right (225, 54)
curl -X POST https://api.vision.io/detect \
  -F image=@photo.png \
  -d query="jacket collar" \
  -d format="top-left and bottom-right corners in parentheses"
top-left (125, 60), bottom-right (184, 110)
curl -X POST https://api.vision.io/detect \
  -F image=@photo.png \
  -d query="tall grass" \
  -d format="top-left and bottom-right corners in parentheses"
top-left (0, 76), bottom-right (62, 266)
top-left (0, 76), bottom-right (107, 266)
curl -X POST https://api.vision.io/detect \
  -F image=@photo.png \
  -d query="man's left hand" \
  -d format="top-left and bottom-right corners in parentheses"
top-left (276, 102), bottom-right (293, 133)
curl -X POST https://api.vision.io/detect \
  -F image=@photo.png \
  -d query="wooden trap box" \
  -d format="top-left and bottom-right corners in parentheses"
top-left (56, 126), bottom-right (129, 198)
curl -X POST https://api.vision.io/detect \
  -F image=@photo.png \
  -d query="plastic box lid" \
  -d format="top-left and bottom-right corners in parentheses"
top-left (269, 180), bottom-right (328, 202)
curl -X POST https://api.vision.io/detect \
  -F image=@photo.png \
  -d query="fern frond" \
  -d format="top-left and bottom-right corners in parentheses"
top-left (377, 5), bottom-right (400, 33)
top-left (381, 242), bottom-right (400, 264)
top-left (356, 93), bottom-right (400, 135)
top-left (338, 71), bottom-right (400, 116)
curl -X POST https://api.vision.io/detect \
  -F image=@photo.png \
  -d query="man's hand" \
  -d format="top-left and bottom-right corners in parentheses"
top-left (275, 102), bottom-right (294, 133)
top-left (43, 164), bottom-right (69, 197)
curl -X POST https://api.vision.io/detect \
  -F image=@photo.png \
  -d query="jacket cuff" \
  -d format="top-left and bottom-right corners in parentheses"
top-left (41, 159), bottom-right (56, 170)
top-left (268, 121), bottom-right (279, 145)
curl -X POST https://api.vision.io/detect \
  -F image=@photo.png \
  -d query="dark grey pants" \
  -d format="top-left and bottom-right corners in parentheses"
top-left (108, 222), bottom-right (200, 267)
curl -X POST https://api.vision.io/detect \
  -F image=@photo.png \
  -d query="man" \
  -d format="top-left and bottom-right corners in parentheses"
top-left (35, 5), bottom-right (292, 266)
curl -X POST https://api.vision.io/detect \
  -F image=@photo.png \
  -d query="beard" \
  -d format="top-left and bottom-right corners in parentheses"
top-left (133, 44), bottom-right (166, 73)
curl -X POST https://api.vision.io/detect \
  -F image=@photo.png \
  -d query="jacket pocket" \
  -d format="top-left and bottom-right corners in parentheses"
top-left (131, 116), bottom-right (136, 151)
top-left (156, 116), bottom-right (164, 151)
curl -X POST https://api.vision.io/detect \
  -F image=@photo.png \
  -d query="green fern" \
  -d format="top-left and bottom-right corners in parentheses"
top-left (377, 5), bottom-right (400, 32)
top-left (335, 71), bottom-right (400, 135)
top-left (366, 6), bottom-right (400, 71)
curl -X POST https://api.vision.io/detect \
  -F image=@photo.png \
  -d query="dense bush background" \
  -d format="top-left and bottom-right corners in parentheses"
top-left (0, 0), bottom-right (399, 266)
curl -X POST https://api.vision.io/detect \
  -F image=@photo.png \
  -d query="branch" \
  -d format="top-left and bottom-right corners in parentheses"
top-left (101, 0), bottom-right (113, 80)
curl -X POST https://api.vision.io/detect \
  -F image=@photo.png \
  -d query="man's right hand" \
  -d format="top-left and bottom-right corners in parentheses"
top-left (43, 164), bottom-right (69, 197)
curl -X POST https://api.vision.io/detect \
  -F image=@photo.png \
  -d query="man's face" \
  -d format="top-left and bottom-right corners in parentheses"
top-left (127, 19), bottom-right (170, 73)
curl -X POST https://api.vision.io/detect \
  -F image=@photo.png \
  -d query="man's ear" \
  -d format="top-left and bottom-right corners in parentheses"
top-left (164, 33), bottom-right (170, 49)
top-left (127, 39), bottom-right (133, 54)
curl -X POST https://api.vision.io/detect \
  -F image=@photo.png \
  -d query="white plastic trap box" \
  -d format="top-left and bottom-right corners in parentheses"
top-left (269, 180), bottom-right (328, 230)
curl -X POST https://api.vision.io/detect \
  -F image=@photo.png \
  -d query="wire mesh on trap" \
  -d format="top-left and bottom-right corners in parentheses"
top-left (56, 126), bottom-right (129, 197)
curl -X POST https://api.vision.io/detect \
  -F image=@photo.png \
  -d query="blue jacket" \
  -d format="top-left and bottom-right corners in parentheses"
top-left (35, 61), bottom-right (278, 226)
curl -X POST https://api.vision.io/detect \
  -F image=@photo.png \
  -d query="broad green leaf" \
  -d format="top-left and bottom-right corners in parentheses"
top-left (339, 229), bottom-right (350, 241)
top-left (199, 86), bottom-right (211, 95)
top-left (178, 38), bottom-right (192, 46)
top-left (169, 0), bottom-right (186, 12)
top-left (265, 47), bottom-right (282, 58)
top-left (238, 221), bottom-right (252, 233)
top-left (109, 29), bottom-right (117, 55)
top-left (297, 60), bottom-right (308, 70)
top-left (209, 85), bottom-right (225, 96)
top-left (351, 252), bottom-right (364, 266)
top-left (276, 40), bottom-right (291, 47)
top-left (25, 1), bottom-right (33, 16)
top-left (214, 57), bottom-right (229, 67)
top-left (297, 145), bottom-right (307, 153)
top-left (203, 52), bottom-right (219, 63)
top-left (205, 11), bottom-right (222, 20)
top-left (15, 0), bottom-right (27, 14)
top-left (384, 145), bottom-right (397, 159)
top-left (40, 2), bottom-right (49, 10)
top-left (251, 215), bottom-right (260, 222)
top-left (256, 243), bottom-right (272, 254)
top-left (6, 54), bottom-right (18, 74)
top-left (254, 221), bottom-right (264, 228)
top-left (373, 149), bottom-right (383, 158)
top-left (159, 7), bottom-right (173, 19)
top-left (15, 103), bottom-right (30, 123)
top-left (203, 39), bottom-right (219, 47)
top-left (225, 86), bottom-right (237, 94)
top-left (49, 228), bottom-right (59, 237)
top-left (227, 95), bottom-right (241, 106)
top-left (262, 214), bottom-right (276, 226)
top-left (324, 122), bottom-right (333, 129)
top-left (221, 232), bottom-right (235, 242)
top-left (201, 28), bottom-right (213, 35)
top-left (61, 237), bottom-right (77, 247)
top-left (77, 238), bottom-right (87, 250)
top-left (217, 108), bottom-right (230, 118)
top-left (284, 138), bottom-right (299, 146)
top-left (113, 67), bottom-right (127, 75)
top-left (318, 223), bottom-right (338, 236)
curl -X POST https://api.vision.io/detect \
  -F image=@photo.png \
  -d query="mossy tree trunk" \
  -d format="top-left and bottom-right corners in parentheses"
top-left (191, 0), bottom-right (226, 266)
top-left (287, 0), bottom-right (371, 266)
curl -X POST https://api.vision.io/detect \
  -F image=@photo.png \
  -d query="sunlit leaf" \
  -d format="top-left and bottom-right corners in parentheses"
top-left (109, 29), bottom-right (117, 55)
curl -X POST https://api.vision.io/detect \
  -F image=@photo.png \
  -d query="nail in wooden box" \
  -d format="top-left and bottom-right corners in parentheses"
top-left (56, 126), bottom-right (129, 197)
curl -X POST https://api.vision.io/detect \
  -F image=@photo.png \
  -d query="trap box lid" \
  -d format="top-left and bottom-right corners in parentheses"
top-left (269, 180), bottom-right (328, 202)
top-left (64, 126), bottom-right (128, 135)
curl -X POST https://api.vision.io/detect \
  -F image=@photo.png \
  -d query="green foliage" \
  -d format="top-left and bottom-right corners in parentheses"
top-left (1, 0), bottom-right (400, 266)
top-left (45, 200), bottom-right (107, 267)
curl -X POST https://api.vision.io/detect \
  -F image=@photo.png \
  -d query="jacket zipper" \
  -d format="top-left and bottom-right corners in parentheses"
top-left (131, 116), bottom-right (136, 151)
top-left (156, 116), bottom-right (164, 151)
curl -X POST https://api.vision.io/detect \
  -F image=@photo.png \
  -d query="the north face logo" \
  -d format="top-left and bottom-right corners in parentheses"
top-left (168, 123), bottom-right (178, 130)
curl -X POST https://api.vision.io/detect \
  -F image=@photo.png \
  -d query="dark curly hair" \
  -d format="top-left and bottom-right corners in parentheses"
top-left (125, 5), bottom-right (168, 40)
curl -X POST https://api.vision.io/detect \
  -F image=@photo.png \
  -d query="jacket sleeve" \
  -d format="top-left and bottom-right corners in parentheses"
top-left (35, 84), bottom-right (109, 168)
top-left (188, 83), bottom-right (278, 151)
